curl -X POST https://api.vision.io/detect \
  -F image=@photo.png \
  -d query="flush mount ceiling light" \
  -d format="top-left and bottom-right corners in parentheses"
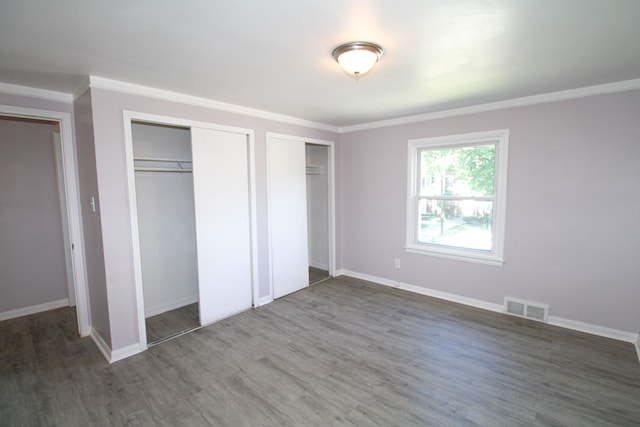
top-left (332, 41), bottom-right (384, 79)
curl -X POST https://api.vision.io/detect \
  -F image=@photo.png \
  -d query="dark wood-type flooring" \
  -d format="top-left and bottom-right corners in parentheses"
top-left (2, 276), bottom-right (640, 426)
top-left (145, 302), bottom-right (199, 345)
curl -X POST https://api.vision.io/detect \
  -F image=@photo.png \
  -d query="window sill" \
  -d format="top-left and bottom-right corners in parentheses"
top-left (405, 245), bottom-right (504, 266)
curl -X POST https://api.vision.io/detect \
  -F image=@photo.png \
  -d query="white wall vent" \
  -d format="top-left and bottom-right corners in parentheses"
top-left (504, 297), bottom-right (549, 322)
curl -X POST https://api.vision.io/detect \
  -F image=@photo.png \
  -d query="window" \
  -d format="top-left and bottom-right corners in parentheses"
top-left (406, 129), bottom-right (508, 265)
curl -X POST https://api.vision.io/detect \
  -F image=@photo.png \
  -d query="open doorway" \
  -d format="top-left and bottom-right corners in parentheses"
top-left (0, 108), bottom-right (89, 337)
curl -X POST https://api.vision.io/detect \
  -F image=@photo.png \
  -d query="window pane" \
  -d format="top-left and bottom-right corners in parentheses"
top-left (418, 199), bottom-right (493, 250)
top-left (419, 144), bottom-right (495, 197)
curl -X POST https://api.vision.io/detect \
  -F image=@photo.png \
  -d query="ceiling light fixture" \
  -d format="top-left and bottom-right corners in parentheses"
top-left (332, 41), bottom-right (384, 80)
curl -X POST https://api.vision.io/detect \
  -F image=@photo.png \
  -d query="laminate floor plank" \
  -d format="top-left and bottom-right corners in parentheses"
top-left (309, 267), bottom-right (330, 285)
top-left (2, 276), bottom-right (640, 426)
top-left (145, 302), bottom-right (199, 344)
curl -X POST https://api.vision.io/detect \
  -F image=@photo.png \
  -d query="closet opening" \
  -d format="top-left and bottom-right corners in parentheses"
top-left (131, 121), bottom-right (199, 345)
top-left (127, 111), bottom-right (257, 352)
top-left (306, 143), bottom-right (331, 285)
top-left (266, 132), bottom-right (335, 300)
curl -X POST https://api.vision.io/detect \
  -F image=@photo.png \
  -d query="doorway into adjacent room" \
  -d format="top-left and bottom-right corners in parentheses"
top-left (0, 107), bottom-right (89, 337)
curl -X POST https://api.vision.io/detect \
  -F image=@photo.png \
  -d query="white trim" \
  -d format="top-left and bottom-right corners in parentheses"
top-left (309, 262), bottom-right (330, 271)
top-left (336, 270), bottom-right (638, 344)
top-left (58, 110), bottom-right (91, 336)
top-left (144, 295), bottom-right (199, 318)
top-left (123, 110), bottom-right (258, 351)
top-left (90, 327), bottom-right (144, 364)
top-left (547, 316), bottom-right (638, 343)
top-left (52, 130), bottom-right (76, 306)
top-left (123, 114), bottom-right (148, 351)
top-left (0, 82), bottom-right (74, 103)
top-left (4, 76), bottom-right (639, 135)
top-left (635, 335), bottom-right (640, 365)
top-left (0, 105), bottom-right (91, 337)
top-left (256, 296), bottom-right (274, 307)
top-left (0, 299), bottom-right (69, 321)
top-left (265, 132), bottom-right (337, 301)
top-left (404, 247), bottom-right (504, 266)
top-left (123, 111), bottom-right (254, 136)
top-left (247, 134), bottom-right (260, 312)
top-left (339, 269), bottom-right (503, 313)
top-left (110, 343), bottom-right (144, 363)
top-left (327, 140), bottom-right (337, 279)
top-left (339, 78), bottom-right (640, 133)
top-left (406, 129), bottom-right (509, 266)
top-left (90, 327), bottom-right (112, 362)
top-left (90, 76), bottom-right (337, 132)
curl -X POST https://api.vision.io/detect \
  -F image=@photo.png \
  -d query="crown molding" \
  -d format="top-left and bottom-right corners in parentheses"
top-left (3, 76), bottom-right (639, 135)
top-left (0, 82), bottom-right (73, 103)
top-left (338, 78), bottom-right (640, 133)
top-left (88, 76), bottom-right (339, 133)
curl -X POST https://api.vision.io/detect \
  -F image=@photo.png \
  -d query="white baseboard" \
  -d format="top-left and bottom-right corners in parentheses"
top-left (90, 327), bottom-right (112, 362)
top-left (547, 316), bottom-right (637, 343)
top-left (255, 295), bottom-right (273, 307)
top-left (339, 269), bottom-right (503, 313)
top-left (337, 269), bottom-right (639, 345)
top-left (0, 298), bottom-right (69, 321)
top-left (144, 294), bottom-right (198, 318)
top-left (90, 327), bottom-right (144, 363)
top-left (310, 261), bottom-right (329, 271)
top-left (110, 343), bottom-right (144, 363)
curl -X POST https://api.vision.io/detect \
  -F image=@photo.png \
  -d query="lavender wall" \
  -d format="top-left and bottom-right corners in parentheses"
top-left (73, 90), bottom-right (111, 346)
top-left (0, 118), bottom-right (68, 312)
top-left (338, 90), bottom-right (640, 333)
top-left (88, 87), bottom-right (338, 350)
top-left (6, 84), bottom-right (636, 352)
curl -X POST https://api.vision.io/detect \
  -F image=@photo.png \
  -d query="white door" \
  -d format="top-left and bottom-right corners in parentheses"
top-left (268, 137), bottom-right (309, 299)
top-left (191, 127), bottom-right (252, 325)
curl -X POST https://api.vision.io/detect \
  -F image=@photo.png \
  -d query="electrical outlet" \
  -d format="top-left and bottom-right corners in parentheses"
top-left (394, 258), bottom-right (401, 269)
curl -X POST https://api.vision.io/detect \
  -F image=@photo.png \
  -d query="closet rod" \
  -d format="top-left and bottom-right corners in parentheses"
top-left (134, 156), bottom-right (192, 163)
top-left (306, 165), bottom-right (325, 175)
top-left (134, 167), bottom-right (193, 173)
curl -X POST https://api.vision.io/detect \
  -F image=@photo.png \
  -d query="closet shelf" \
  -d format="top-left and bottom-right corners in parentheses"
top-left (134, 157), bottom-right (193, 173)
top-left (306, 165), bottom-right (325, 175)
top-left (134, 156), bottom-right (192, 163)
top-left (134, 167), bottom-right (192, 173)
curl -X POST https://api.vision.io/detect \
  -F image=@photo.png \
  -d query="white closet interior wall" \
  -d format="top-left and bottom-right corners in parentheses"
top-left (306, 144), bottom-right (329, 271)
top-left (132, 122), bottom-right (198, 317)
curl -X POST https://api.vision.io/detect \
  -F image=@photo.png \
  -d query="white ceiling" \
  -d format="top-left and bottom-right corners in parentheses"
top-left (1, 0), bottom-right (639, 128)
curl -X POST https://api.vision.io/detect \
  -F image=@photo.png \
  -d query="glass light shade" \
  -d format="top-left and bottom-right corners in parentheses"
top-left (333, 42), bottom-right (383, 79)
top-left (336, 50), bottom-right (379, 76)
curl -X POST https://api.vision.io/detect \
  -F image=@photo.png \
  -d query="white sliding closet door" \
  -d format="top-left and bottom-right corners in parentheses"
top-left (191, 127), bottom-right (252, 325)
top-left (268, 137), bottom-right (309, 299)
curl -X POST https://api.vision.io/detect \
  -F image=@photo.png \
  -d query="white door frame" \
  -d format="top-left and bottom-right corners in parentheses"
top-left (0, 105), bottom-right (91, 336)
top-left (123, 110), bottom-right (258, 350)
top-left (266, 132), bottom-right (336, 302)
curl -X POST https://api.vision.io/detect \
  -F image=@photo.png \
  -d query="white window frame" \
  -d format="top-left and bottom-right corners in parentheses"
top-left (406, 129), bottom-right (509, 266)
